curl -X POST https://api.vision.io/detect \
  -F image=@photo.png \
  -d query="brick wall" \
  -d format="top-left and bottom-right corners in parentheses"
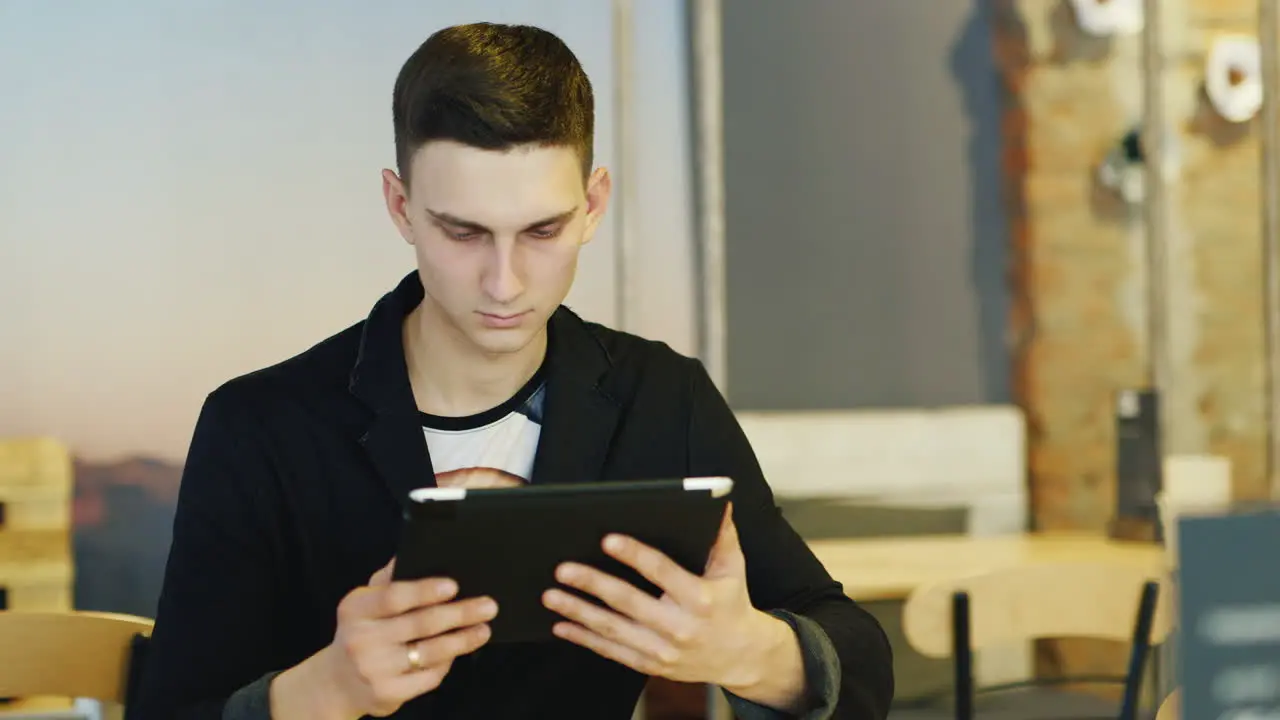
top-left (996, 0), bottom-right (1269, 531)
top-left (994, 0), bottom-right (1269, 683)
top-left (1178, 0), bottom-right (1269, 501)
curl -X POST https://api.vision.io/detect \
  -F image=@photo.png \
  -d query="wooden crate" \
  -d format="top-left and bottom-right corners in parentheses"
top-left (0, 437), bottom-right (73, 531)
top-left (0, 437), bottom-right (73, 612)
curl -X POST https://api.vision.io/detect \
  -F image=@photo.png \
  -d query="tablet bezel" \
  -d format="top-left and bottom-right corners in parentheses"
top-left (405, 475), bottom-right (734, 504)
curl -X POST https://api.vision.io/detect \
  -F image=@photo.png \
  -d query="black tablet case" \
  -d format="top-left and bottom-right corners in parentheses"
top-left (393, 480), bottom-right (730, 644)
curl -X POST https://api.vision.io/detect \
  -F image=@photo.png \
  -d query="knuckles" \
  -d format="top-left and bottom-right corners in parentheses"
top-left (670, 626), bottom-right (695, 646)
top-left (411, 609), bottom-right (442, 638)
top-left (339, 629), bottom-right (373, 662)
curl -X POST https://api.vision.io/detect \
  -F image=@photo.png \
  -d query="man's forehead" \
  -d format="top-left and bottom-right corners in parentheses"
top-left (410, 141), bottom-right (585, 226)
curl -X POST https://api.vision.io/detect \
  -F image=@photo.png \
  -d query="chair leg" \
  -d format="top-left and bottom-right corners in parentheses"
top-left (121, 633), bottom-right (150, 720)
top-left (953, 592), bottom-right (973, 720)
top-left (1118, 581), bottom-right (1159, 720)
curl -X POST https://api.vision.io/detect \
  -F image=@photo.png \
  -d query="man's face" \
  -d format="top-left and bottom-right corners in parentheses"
top-left (383, 140), bottom-right (610, 357)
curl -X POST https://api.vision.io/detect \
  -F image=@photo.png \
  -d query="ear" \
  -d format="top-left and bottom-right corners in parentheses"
top-left (579, 167), bottom-right (612, 246)
top-left (381, 168), bottom-right (415, 245)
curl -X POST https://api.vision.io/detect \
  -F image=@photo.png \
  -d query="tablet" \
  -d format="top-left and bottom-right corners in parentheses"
top-left (392, 476), bottom-right (734, 644)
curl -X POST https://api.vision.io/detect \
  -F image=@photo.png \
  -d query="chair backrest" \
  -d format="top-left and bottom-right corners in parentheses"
top-left (902, 560), bottom-right (1174, 657)
top-left (0, 610), bottom-right (153, 703)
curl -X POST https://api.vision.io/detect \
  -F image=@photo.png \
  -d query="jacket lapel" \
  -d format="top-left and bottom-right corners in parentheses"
top-left (349, 272), bottom-right (437, 506)
top-left (359, 411), bottom-right (436, 502)
top-left (529, 308), bottom-right (621, 486)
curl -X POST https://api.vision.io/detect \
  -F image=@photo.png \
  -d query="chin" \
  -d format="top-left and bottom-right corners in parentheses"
top-left (470, 328), bottom-right (541, 356)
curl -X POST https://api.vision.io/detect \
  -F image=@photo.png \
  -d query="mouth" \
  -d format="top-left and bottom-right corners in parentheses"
top-left (478, 310), bottom-right (531, 327)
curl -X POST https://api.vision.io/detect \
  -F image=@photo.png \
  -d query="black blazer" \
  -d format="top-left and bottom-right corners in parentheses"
top-left (133, 272), bottom-right (893, 720)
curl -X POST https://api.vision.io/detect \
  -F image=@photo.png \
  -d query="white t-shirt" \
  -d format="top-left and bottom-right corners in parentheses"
top-left (420, 371), bottom-right (546, 489)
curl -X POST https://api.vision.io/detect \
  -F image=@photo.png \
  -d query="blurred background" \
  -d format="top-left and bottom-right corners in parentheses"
top-left (3, 0), bottom-right (1277, 718)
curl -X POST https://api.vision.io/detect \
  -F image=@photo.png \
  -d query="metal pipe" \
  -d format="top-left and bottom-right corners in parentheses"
top-left (1259, 0), bottom-right (1280, 498)
top-left (1141, 0), bottom-right (1170, 435)
top-left (612, 0), bottom-right (638, 333)
top-left (688, 1), bottom-right (730, 709)
top-left (688, 0), bottom-right (728, 393)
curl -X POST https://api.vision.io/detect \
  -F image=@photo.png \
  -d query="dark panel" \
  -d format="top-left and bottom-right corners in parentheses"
top-left (720, 0), bottom-right (1009, 409)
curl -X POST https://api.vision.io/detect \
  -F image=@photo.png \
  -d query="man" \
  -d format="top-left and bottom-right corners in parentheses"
top-left (134, 22), bottom-right (893, 720)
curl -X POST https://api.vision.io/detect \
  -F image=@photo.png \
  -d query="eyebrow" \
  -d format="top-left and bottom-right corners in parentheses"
top-left (425, 207), bottom-right (578, 234)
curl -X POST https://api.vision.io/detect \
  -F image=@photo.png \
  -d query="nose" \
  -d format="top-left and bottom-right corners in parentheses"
top-left (481, 241), bottom-right (525, 305)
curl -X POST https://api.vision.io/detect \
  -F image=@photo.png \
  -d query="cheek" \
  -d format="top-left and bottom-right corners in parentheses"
top-left (416, 238), bottom-right (479, 286)
top-left (525, 243), bottom-right (580, 286)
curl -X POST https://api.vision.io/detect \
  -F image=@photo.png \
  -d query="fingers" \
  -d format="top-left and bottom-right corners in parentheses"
top-left (544, 588), bottom-right (677, 663)
top-left (368, 623), bottom-right (491, 680)
top-left (369, 558), bottom-right (396, 586)
top-left (552, 564), bottom-right (694, 641)
top-left (552, 621), bottom-right (664, 677)
top-left (378, 578), bottom-right (465, 617)
top-left (410, 623), bottom-right (493, 669)
top-left (374, 663), bottom-right (452, 708)
top-left (337, 613), bottom-right (493, 713)
top-left (332, 574), bottom-right (494, 718)
top-left (599, 535), bottom-right (711, 613)
top-left (717, 502), bottom-right (738, 546)
top-left (387, 595), bottom-right (498, 643)
top-left (704, 503), bottom-right (745, 575)
top-left (338, 577), bottom-right (460, 623)
top-left (356, 625), bottom-right (492, 716)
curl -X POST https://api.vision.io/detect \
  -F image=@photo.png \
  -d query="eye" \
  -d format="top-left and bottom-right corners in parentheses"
top-left (527, 226), bottom-right (562, 240)
top-left (445, 228), bottom-right (480, 242)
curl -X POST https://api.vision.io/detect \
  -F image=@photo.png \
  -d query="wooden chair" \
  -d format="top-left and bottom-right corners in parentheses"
top-left (0, 611), bottom-right (152, 718)
top-left (902, 561), bottom-right (1174, 720)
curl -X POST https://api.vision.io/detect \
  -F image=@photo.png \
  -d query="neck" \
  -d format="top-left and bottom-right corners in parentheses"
top-left (403, 300), bottom-right (548, 418)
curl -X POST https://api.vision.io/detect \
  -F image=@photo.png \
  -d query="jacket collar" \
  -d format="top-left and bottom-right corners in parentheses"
top-left (349, 271), bottom-right (623, 505)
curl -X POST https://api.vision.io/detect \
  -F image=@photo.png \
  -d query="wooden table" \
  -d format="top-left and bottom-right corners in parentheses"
top-left (805, 532), bottom-right (1168, 601)
top-left (713, 533), bottom-right (1169, 720)
top-left (798, 531), bottom-right (1175, 712)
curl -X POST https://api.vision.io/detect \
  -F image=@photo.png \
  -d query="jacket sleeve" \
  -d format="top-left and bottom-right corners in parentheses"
top-left (131, 388), bottom-right (290, 720)
top-left (683, 358), bottom-right (895, 720)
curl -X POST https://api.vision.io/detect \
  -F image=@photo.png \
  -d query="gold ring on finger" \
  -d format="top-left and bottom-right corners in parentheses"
top-left (406, 643), bottom-right (426, 673)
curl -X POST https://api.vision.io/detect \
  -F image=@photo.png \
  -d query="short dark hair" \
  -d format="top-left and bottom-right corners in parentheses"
top-left (392, 23), bottom-right (595, 183)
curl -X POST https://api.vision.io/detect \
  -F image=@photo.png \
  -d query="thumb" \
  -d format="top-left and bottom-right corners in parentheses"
top-left (704, 503), bottom-right (744, 577)
top-left (369, 557), bottom-right (396, 586)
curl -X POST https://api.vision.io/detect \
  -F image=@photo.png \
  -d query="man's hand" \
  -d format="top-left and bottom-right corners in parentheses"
top-left (540, 504), bottom-right (806, 709)
top-left (271, 559), bottom-right (498, 720)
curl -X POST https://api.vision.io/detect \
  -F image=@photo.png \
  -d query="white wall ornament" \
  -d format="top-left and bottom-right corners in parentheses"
top-left (1205, 34), bottom-right (1264, 124)
top-left (1069, 0), bottom-right (1143, 37)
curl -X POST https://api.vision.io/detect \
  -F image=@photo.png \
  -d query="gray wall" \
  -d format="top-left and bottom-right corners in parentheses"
top-left (720, 0), bottom-right (1010, 409)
